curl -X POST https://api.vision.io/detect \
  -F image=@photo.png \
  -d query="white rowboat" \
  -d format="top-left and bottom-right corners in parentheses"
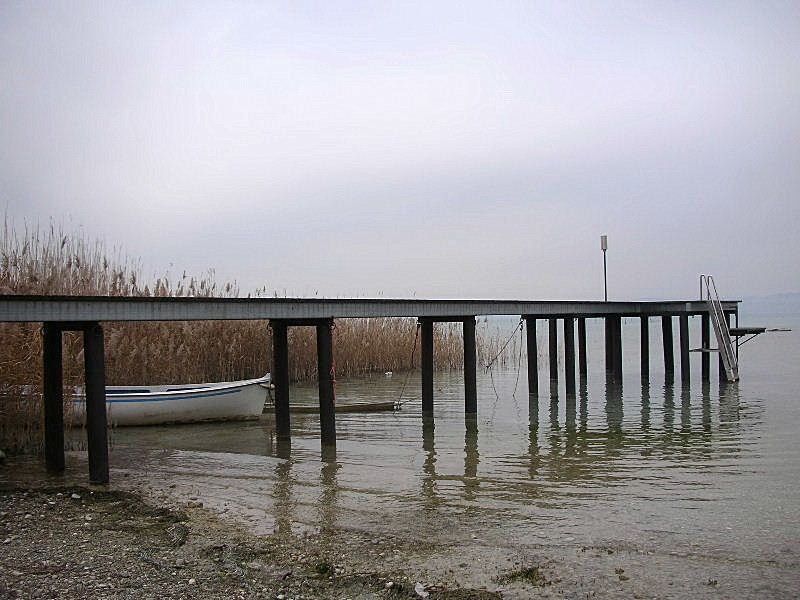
top-left (73, 374), bottom-right (271, 426)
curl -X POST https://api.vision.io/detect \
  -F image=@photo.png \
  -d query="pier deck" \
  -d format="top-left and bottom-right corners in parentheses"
top-left (0, 294), bottom-right (740, 484)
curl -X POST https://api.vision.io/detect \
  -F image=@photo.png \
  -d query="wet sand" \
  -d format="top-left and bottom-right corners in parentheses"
top-left (2, 450), bottom-right (797, 600)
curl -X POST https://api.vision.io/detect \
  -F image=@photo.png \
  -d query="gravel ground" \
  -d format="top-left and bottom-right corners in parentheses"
top-left (0, 485), bottom-right (515, 600)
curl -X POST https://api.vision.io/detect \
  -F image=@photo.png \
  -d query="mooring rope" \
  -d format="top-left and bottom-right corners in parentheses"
top-left (396, 322), bottom-right (420, 407)
top-left (485, 318), bottom-right (527, 434)
top-left (483, 317), bottom-right (524, 370)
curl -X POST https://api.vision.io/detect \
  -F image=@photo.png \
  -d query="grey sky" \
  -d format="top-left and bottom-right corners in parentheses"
top-left (2, 1), bottom-right (799, 300)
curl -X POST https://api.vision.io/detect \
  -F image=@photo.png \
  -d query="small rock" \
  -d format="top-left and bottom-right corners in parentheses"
top-left (414, 582), bottom-right (430, 598)
top-left (71, 493), bottom-right (81, 500)
top-left (188, 578), bottom-right (196, 585)
top-left (385, 581), bottom-right (394, 589)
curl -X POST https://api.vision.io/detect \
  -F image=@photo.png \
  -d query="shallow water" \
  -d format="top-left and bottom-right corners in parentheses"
top-left (101, 314), bottom-right (800, 595)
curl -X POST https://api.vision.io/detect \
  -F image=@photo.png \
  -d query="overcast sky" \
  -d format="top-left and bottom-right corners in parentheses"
top-left (2, 1), bottom-right (798, 300)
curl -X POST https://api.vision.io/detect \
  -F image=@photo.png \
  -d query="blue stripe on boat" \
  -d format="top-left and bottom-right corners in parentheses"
top-left (75, 389), bottom-right (241, 404)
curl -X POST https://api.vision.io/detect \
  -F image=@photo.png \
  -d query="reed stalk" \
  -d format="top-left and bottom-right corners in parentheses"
top-left (1, 218), bottom-right (516, 453)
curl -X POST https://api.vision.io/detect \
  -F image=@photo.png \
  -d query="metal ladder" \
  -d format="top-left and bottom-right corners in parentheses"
top-left (700, 275), bottom-right (739, 382)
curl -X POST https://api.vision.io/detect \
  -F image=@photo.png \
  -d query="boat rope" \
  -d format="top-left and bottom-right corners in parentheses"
top-left (485, 318), bottom-right (527, 435)
top-left (396, 321), bottom-right (421, 408)
top-left (483, 317), bottom-right (524, 370)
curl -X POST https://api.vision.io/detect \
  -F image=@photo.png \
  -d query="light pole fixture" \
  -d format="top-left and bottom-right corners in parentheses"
top-left (601, 235), bottom-right (608, 301)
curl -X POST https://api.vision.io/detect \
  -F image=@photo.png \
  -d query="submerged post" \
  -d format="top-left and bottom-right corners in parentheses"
top-left (420, 319), bottom-right (434, 413)
top-left (679, 314), bottom-right (690, 383)
top-left (316, 319), bottom-right (336, 446)
top-left (42, 323), bottom-right (64, 475)
top-left (577, 318), bottom-right (587, 379)
top-left (564, 318), bottom-right (575, 396)
top-left (524, 317), bottom-right (538, 395)
top-left (640, 316), bottom-right (650, 383)
top-left (701, 313), bottom-right (711, 381)
top-left (662, 316), bottom-right (674, 380)
top-left (270, 320), bottom-right (290, 439)
top-left (548, 318), bottom-right (558, 382)
top-left (463, 317), bottom-right (477, 415)
top-left (83, 323), bottom-right (109, 485)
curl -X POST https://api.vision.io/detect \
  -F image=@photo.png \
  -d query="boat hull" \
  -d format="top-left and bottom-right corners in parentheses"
top-left (73, 376), bottom-right (270, 426)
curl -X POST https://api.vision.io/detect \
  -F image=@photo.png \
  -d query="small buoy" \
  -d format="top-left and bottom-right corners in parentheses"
top-left (384, 371), bottom-right (393, 377)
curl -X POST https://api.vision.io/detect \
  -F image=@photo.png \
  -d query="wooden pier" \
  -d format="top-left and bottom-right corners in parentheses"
top-left (0, 295), bottom-right (739, 484)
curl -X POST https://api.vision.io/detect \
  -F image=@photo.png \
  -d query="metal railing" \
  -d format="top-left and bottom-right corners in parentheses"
top-left (700, 274), bottom-right (739, 381)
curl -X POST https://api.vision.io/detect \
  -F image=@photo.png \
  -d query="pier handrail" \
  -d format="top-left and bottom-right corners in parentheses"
top-left (703, 276), bottom-right (739, 381)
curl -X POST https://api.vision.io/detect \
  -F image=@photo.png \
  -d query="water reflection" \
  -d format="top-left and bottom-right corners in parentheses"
top-left (663, 383), bottom-right (675, 430)
top-left (272, 454), bottom-right (294, 535)
top-left (318, 449), bottom-right (339, 534)
top-left (421, 415), bottom-right (439, 504)
top-left (640, 384), bottom-right (651, 431)
top-left (463, 417), bottom-right (479, 501)
top-left (107, 369), bottom-right (753, 520)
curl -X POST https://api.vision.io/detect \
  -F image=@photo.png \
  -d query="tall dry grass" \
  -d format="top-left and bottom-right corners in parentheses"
top-left (0, 218), bottom-right (475, 453)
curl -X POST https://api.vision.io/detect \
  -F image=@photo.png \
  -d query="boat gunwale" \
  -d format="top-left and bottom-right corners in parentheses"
top-left (75, 374), bottom-right (271, 402)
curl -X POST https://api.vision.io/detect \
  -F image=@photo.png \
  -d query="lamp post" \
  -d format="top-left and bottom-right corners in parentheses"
top-left (601, 235), bottom-right (608, 301)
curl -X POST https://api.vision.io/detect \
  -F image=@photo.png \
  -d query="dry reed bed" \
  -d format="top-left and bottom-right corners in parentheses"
top-left (0, 219), bottom-right (504, 453)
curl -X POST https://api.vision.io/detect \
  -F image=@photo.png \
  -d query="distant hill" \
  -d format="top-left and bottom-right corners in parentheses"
top-left (739, 292), bottom-right (800, 316)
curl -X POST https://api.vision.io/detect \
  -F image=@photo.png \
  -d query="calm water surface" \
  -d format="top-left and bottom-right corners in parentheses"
top-left (107, 314), bottom-right (800, 592)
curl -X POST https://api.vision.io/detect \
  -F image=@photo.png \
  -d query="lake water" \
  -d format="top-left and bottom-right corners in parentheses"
top-left (105, 314), bottom-right (800, 597)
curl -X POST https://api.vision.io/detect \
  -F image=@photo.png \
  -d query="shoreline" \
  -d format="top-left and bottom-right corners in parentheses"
top-left (0, 481), bottom-right (516, 600)
top-left (2, 452), bottom-right (798, 599)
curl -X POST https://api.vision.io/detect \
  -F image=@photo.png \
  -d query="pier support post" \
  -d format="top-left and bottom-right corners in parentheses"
top-left (613, 316), bottom-right (623, 383)
top-left (701, 313), bottom-right (710, 381)
top-left (548, 318), bottom-right (558, 382)
top-left (640, 317), bottom-right (650, 383)
top-left (83, 323), bottom-right (109, 485)
top-left (605, 316), bottom-right (623, 383)
top-left (662, 316), bottom-right (674, 381)
top-left (463, 317), bottom-right (477, 415)
top-left (421, 319), bottom-right (434, 413)
top-left (564, 318), bottom-right (576, 396)
top-left (679, 314), bottom-right (690, 384)
top-left (270, 321), bottom-right (291, 440)
top-left (43, 324), bottom-right (64, 475)
top-left (316, 319), bottom-right (336, 446)
top-left (524, 317), bottom-right (538, 395)
top-left (577, 318), bottom-right (587, 379)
